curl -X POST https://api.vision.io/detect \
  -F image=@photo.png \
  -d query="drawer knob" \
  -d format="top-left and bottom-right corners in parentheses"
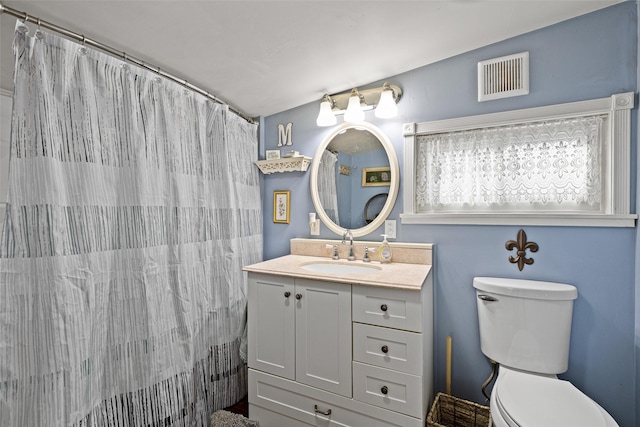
top-left (381, 386), bottom-right (388, 395)
top-left (380, 304), bottom-right (388, 312)
top-left (381, 345), bottom-right (389, 354)
top-left (295, 293), bottom-right (302, 300)
top-left (284, 291), bottom-right (291, 298)
top-left (314, 404), bottom-right (332, 416)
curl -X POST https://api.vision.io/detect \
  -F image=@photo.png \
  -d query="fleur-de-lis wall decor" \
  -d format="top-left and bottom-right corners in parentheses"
top-left (506, 229), bottom-right (539, 271)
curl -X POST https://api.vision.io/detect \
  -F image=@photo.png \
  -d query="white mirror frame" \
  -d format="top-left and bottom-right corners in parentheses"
top-left (310, 121), bottom-right (400, 238)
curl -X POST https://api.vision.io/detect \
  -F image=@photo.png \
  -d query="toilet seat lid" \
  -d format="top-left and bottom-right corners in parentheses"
top-left (496, 370), bottom-right (606, 427)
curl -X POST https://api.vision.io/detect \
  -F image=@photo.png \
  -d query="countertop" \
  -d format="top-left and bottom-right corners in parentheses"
top-left (243, 254), bottom-right (432, 290)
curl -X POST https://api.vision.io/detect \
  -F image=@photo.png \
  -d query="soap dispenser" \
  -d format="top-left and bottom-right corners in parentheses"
top-left (378, 234), bottom-right (392, 263)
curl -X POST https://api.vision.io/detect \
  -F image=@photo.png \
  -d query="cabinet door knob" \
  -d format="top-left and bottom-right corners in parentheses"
top-left (380, 304), bottom-right (388, 312)
top-left (381, 345), bottom-right (389, 354)
top-left (381, 386), bottom-right (388, 395)
top-left (314, 404), bottom-right (332, 416)
top-left (295, 293), bottom-right (302, 300)
top-left (284, 291), bottom-right (291, 298)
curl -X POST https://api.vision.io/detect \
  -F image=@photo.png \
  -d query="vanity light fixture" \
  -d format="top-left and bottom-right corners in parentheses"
top-left (344, 89), bottom-right (366, 123)
top-left (316, 83), bottom-right (402, 126)
top-left (374, 83), bottom-right (399, 118)
top-left (316, 94), bottom-right (337, 126)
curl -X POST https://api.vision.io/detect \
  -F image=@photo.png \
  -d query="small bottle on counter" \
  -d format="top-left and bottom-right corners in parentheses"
top-left (378, 234), bottom-right (392, 263)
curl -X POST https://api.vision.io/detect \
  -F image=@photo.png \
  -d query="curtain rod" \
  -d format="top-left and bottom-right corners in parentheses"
top-left (0, 2), bottom-right (256, 124)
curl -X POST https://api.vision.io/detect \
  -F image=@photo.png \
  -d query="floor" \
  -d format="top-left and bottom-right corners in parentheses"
top-left (224, 394), bottom-right (249, 417)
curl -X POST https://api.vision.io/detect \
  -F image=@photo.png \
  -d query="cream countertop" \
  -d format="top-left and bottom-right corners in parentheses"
top-left (243, 254), bottom-right (431, 290)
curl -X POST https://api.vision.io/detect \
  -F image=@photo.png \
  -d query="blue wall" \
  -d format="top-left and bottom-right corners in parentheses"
top-left (261, 3), bottom-right (638, 425)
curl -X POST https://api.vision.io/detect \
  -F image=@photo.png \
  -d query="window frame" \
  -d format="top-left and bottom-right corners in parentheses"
top-left (401, 92), bottom-right (636, 227)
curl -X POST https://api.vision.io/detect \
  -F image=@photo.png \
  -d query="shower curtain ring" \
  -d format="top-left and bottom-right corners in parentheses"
top-left (78, 35), bottom-right (88, 55)
top-left (34, 18), bottom-right (44, 39)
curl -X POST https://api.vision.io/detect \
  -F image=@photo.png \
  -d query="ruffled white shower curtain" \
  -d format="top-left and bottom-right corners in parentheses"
top-left (0, 21), bottom-right (262, 426)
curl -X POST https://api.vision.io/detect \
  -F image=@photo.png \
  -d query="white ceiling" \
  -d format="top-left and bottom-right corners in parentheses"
top-left (0, 0), bottom-right (623, 118)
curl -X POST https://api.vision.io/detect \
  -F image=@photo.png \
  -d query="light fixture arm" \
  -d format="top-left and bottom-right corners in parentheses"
top-left (381, 82), bottom-right (399, 101)
top-left (321, 93), bottom-right (335, 108)
top-left (351, 88), bottom-right (366, 107)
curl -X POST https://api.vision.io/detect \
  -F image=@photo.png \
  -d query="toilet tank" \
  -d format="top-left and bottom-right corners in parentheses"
top-left (473, 277), bottom-right (578, 374)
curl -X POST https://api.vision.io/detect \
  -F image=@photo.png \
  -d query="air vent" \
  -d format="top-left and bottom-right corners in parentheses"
top-left (478, 52), bottom-right (529, 102)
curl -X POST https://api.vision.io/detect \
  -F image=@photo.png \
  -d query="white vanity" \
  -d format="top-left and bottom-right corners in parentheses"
top-left (244, 239), bottom-right (434, 427)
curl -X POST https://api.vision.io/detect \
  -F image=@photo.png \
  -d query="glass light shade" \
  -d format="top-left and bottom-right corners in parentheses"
top-left (344, 95), bottom-right (365, 122)
top-left (374, 89), bottom-right (398, 118)
top-left (316, 100), bottom-right (337, 126)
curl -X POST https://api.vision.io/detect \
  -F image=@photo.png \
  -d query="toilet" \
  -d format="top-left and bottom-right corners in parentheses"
top-left (473, 277), bottom-right (618, 427)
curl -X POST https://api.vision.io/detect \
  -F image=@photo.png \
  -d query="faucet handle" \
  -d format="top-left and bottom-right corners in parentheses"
top-left (363, 247), bottom-right (371, 263)
top-left (326, 244), bottom-right (339, 260)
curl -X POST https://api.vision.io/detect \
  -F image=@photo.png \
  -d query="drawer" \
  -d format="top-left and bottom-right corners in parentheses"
top-left (352, 286), bottom-right (422, 332)
top-left (249, 369), bottom-right (423, 427)
top-left (352, 362), bottom-right (425, 419)
top-left (353, 323), bottom-right (422, 375)
top-left (249, 404), bottom-right (312, 426)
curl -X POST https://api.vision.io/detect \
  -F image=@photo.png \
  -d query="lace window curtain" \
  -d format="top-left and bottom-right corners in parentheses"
top-left (415, 115), bottom-right (605, 212)
top-left (318, 150), bottom-right (340, 224)
top-left (0, 21), bottom-right (262, 426)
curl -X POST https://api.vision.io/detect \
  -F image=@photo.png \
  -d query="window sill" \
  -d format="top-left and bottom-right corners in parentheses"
top-left (399, 213), bottom-right (637, 227)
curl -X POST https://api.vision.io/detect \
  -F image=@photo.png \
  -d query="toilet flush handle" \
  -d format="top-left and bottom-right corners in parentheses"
top-left (477, 294), bottom-right (498, 302)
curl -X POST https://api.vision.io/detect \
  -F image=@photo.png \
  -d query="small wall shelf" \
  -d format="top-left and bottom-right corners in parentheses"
top-left (255, 156), bottom-right (312, 174)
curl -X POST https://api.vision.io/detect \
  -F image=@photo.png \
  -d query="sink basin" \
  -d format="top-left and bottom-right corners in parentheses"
top-left (301, 261), bottom-right (381, 275)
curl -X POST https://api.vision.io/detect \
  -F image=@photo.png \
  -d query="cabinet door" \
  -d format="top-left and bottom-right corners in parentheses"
top-left (295, 278), bottom-right (352, 397)
top-left (248, 273), bottom-right (295, 380)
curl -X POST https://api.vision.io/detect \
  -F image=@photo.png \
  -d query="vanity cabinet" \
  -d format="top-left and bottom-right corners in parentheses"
top-left (247, 266), bottom-right (433, 427)
top-left (248, 273), bottom-right (352, 397)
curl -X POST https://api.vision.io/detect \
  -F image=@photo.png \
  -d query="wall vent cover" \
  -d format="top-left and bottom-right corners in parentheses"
top-left (478, 52), bottom-right (529, 102)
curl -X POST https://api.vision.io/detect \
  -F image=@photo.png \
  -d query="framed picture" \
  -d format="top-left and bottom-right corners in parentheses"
top-left (362, 167), bottom-right (391, 187)
top-left (273, 190), bottom-right (290, 224)
top-left (266, 149), bottom-right (281, 160)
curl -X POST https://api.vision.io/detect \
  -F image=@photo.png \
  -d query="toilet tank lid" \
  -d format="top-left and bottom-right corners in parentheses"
top-left (473, 277), bottom-right (577, 300)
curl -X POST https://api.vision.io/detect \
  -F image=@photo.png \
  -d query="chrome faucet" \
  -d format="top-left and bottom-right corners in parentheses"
top-left (342, 230), bottom-right (355, 261)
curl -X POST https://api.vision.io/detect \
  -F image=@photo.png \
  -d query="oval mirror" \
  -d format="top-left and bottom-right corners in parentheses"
top-left (310, 122), bottom-right (399, 238)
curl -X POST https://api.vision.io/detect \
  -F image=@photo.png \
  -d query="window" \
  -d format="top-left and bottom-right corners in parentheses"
top-left (401, 93), bottom-right (635, 227)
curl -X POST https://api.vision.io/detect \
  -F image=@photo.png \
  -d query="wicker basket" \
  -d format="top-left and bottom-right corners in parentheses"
top-left (427, 392), bottom-right (492, 427)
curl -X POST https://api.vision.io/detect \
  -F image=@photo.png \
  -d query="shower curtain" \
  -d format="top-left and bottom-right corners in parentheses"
top-left (318, 150), bottom-right (339, 224)
top-left (0, 21), bottom-right (262, 426)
